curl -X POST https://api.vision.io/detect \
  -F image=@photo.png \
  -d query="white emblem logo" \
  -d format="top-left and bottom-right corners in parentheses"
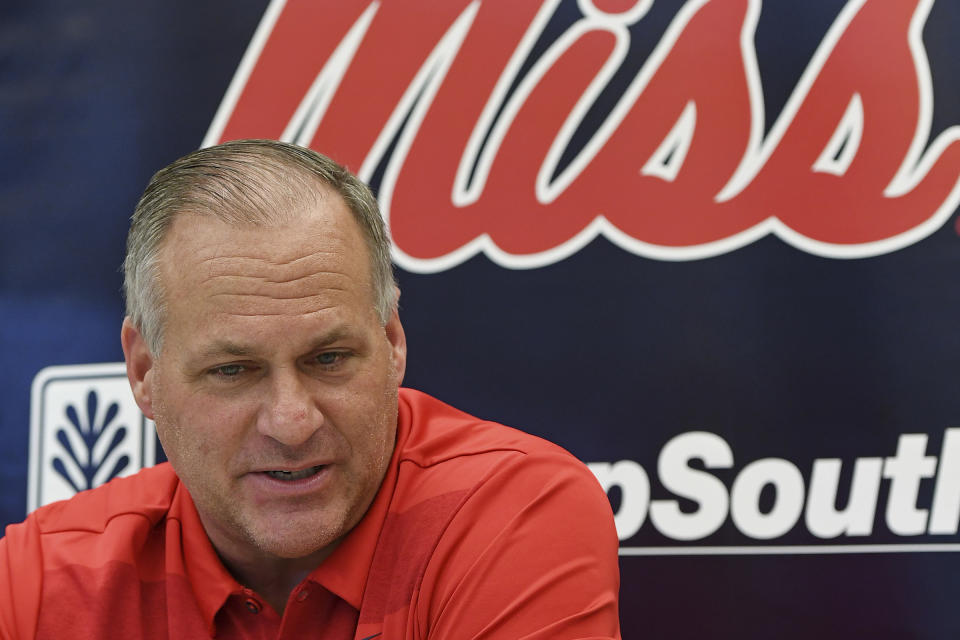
top-left (28, 363), bottom-right (156, 513)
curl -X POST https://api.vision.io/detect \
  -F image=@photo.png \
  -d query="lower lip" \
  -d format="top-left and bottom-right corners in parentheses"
top-left (245, 465), bottom-right (334, 499)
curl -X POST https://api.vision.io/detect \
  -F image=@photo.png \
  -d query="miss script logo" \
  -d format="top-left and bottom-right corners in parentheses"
top-left (207, 0), bottom-right (960, 270)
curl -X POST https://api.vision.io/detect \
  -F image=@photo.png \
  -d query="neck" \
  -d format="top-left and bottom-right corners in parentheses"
top-left (196, 513), bottom-right (340, 615)
top-left (218, 544), bottom-right (337, 615)
top-left (231, 558), bottom-right (312, 614)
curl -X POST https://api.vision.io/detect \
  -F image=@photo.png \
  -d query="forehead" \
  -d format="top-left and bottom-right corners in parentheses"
top-left (156, 191), bottom-right (374, 315)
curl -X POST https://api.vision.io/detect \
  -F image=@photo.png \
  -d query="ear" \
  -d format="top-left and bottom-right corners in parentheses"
top-left (384, 306), bottom-right (407, 387)
top-left (121, 317), bottom-right (157, 419)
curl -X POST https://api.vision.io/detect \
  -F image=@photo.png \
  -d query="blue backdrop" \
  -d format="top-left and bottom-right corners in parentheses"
top-left (4, 1), bottom-right (960, 636)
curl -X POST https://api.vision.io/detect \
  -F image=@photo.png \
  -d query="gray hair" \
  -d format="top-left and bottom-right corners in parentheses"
top-left (123, 139), bottom-right (396, 354)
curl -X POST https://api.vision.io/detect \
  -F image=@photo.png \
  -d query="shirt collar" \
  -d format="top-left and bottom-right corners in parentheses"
top-left (170, 480), bottom-right (243, 636)
top-left (305, 397), bottom-right (412, 609)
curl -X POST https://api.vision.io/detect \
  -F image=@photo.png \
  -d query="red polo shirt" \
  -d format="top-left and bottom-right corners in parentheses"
top-left (1, 389), bottom-right (620, 639)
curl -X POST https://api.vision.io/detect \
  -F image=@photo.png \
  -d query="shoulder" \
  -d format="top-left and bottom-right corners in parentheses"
top-left (397, 387), bottom-right (578, 466)
top-left (4, 462), bottom-right (180, 578)
top-left (396, 388), bottom-right (608, 517)
top-left (396, 387), bottom-right (609, 513)
top-left (395, 388), bottom-right (611, 524)
top-left (0, 463), bottom-right (180, 639)
top-left (2, 462), bottom-right (180, 569)
top-left (393, 390), bottom-right (621, 637)
top-left (0, 463), bottom-right (179, 580)
top-left (23, 462), bottom-right (180, 536)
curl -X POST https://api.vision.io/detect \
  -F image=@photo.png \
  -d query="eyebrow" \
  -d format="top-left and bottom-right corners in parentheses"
top-left (308, 327), bottom-right (354, 350)
top-left (192, 327), bottom-right (357, 362)
top-left (197, 341), bottom-right (255, 359)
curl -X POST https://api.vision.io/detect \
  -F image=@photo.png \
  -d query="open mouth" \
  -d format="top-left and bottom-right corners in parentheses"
top-left (264, 465), bottom-right (325, 481)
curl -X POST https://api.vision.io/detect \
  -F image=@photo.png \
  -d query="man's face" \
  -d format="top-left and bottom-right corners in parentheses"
top-left (122, 188), bottom-right (406, 565)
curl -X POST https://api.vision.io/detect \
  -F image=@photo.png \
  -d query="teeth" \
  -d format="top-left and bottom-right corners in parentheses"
top-left (266, 466), bottom-right (322, 481)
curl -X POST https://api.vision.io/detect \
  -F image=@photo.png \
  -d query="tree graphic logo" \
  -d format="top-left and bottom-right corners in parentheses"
top-left (28, 363), bottom-right (157, 513)
top-left (51, 390), bottom-right (131, 493)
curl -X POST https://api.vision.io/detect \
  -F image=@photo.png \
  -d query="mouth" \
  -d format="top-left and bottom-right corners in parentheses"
top-left (262, 465), bottom-right (325, 481)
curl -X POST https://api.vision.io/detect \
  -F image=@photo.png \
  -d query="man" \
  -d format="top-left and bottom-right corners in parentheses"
top-left (0, 140), bottom-right (620, 639)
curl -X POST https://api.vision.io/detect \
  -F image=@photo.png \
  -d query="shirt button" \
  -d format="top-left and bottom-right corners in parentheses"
top-left (296, 589), bottom-right (310, 602)
top-left (245, 598), bottom-right (261, 614)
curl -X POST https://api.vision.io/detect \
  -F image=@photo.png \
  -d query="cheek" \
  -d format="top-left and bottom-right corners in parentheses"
top-left (364, 390), bottom-right (399, 467)
top-left (189, 403), bottom-right (255, 453)
top-left (332, 387), bottom-right (394, 460)
top-left (154, 392), bottom-right (253, 462)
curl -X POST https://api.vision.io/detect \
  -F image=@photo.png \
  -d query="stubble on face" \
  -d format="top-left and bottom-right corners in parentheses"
top-left (146, 191), bottom-right (404, 570)
top-left (154, 371), bottom-right (399, 562)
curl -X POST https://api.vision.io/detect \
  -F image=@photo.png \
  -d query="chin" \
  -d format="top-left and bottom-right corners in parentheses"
top-left (261, 538), bottom-right (333, 560)
top-left (247, 513), bottom-right (345, 560)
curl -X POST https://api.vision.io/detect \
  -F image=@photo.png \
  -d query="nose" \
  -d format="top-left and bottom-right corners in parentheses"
top-left (256, 368), bottom-right (323, 446)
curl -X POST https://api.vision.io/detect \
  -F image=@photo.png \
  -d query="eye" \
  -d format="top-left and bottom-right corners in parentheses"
top-left (313, 351), bottom-right (348, 368)
top-left (210, 364), bottom-right (245, 378)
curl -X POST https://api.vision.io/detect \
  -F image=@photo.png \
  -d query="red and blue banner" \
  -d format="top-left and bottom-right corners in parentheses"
top-left (4, 0), bottom-right (960, 636)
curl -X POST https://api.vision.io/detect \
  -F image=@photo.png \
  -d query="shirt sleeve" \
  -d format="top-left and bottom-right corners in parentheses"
top-left (417, 451), bottom-right (621, 639)
top-left (0, 518), bottom-right (43, 640)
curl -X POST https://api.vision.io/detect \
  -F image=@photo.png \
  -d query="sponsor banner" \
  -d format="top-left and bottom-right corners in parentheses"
top-left (4, 0), bottom-right (960, 636)
top-left (593, 428), bottom-right (960, 550)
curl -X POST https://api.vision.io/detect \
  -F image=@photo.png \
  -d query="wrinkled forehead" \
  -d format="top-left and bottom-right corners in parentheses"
top-left (155, 193), bottom-right (376, 307)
